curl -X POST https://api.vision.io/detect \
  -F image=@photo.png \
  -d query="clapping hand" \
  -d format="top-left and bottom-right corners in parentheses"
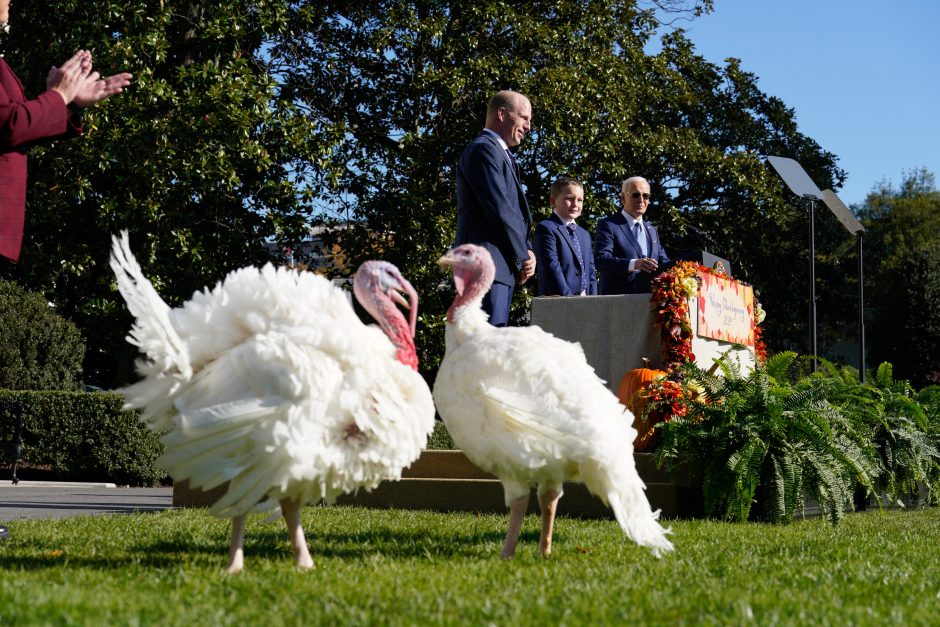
top-left (71, 71), bottom-right (133, 107)
top-left (46, 50), bottom-right (132, 107)
top-left (46, 50), bottom-right (92, 105)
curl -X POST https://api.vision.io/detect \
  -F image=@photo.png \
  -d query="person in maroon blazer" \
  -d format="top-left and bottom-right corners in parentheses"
top-left (0, 0), bottom-right (132, 262)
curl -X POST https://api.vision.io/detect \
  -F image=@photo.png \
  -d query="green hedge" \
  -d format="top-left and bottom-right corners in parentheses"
top-left (426, 420), bottom-right (456, 450)
top-left (0, 390), bottom-right (166, 486)
top-left (0, 394), bottom-right (459, 486)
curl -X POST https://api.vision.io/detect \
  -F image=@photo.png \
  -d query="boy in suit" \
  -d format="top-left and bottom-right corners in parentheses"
top-left (594, 176), bottom-right (670, 294)
top-left (534, 176), bottom-right (596, 296)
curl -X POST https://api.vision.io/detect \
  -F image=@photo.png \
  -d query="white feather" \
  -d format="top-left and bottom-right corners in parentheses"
top-left (111, 233), bottom-right (435, 519)
top-left (433, 246), bottom-right (674, 557)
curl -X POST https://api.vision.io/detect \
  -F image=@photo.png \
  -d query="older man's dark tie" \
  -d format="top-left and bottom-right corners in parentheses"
top-left (567, 223), bottom-right (589, 294)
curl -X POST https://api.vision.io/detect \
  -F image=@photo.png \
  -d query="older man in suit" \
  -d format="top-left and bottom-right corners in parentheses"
top-left (455, 90), bottom-right (536, 326)
top-left (594, 176), bottom-right (671, 295)
top-left (534, 176), bottom-right (597, 296)
top-left (0, 0), bottom-right (131, 262)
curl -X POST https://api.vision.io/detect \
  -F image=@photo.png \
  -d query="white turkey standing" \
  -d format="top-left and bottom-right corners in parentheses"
top-left (433, 243), bottom-right (673, 558)
top-left (110, 232), bottom-right (435, 572)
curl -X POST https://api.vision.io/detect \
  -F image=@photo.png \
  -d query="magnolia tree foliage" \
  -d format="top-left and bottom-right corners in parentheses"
top-left (1, 0), bottom-right (844, 385)
top-left (0, 1), bottom-right (325, 383)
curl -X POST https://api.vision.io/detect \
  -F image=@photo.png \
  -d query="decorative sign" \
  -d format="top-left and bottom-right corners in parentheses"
top-left (697, 272), bottom-right (755, 345)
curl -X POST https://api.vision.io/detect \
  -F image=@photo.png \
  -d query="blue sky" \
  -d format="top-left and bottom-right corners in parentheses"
top-left (678, 0), bottom-right (940, 208)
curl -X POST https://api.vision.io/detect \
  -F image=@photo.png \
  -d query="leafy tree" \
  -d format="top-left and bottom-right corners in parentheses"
top-left (1, 0), bottom-right (844, 386)
top-left (0, 280), bottom-right (85, 391)
top-left (271, 0), bottom-right (843, 378)
top-left (857, 168), bottom-right (940, 386)
top-left (0, 1), bottom-right (318, 385)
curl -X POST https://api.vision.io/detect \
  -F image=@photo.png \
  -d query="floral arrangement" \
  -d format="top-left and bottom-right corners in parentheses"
top-left (643, 261), bottom-right (767, 427)
top-left (650, 261), bottom-right (702, 371)
top-left (753, 301), bottom-right (768, 363)
top-left (644, 378), bottom-right (687, 420)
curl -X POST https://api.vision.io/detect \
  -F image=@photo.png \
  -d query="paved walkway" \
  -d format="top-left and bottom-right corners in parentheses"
top-left (0, 482), bottom-right (173, 521)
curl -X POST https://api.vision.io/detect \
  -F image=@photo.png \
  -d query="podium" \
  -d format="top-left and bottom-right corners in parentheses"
top-left (672, 250), bottom-right (732, 276)
top-left (532, 282), bottom-right (755, 392)
top-left (623, 251), bottom-right (733, 295)
top-left (531, 294), bottom-right (664, 391)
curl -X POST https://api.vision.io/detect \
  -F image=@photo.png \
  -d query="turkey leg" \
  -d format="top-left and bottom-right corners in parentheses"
top-left (500, 496), bottom-right (529, 559)
top-left (280, 498), bottom-right (314, 569)
top-left (226, 514), bottom-right (247, 574)
top-left (538, 489), bottom-right (561, 557)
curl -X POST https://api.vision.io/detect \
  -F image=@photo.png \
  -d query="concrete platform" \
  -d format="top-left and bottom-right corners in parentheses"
top-left (174, 450), bottom-right (700, 519)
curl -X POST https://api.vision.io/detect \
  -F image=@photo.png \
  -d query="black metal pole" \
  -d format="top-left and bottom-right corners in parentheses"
top-left (858, 232), bottom-right (866, 383)
top-left (807, 195), bottom-right (817, 372)
top-left (2, 401), bottom-right (23, 485)
top-left (10, 411), bottom-right (22, 485)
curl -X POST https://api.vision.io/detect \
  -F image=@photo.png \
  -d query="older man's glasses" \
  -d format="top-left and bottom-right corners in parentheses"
top-left (630, 192), bottom-right (651, 201)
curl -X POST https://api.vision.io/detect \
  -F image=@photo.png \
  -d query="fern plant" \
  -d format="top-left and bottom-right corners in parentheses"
top-left (916, 385), bottom-right (940, 430)
top-left (811, 361), bottom-right (940, 507)
top-left (654, 353), bottom-right (877, 524)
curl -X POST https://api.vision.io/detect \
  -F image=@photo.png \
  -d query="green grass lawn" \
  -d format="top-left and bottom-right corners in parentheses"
top-left (1, 506), bottom-right (939, 625)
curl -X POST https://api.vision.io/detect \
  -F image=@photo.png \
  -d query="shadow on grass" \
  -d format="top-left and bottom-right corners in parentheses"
top-left (140, 526), bottom-right (539, 560)
top-left (0, 525), bottom-right (543, 571)
top-left (0, 550), bottom-right (191, 571)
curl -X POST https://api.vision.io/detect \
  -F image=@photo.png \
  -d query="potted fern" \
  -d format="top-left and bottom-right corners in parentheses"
top-left (811, 361), bottom-right (940, 508)
top-left (653, 352), bottom-right (878, 524)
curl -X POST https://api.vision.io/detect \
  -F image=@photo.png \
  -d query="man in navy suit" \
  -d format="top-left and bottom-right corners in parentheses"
top-left (594, 176), bottom-right (671, 295)
top-left (455, 90), bottom-right (536, 326)
top-left (534, 176), bottom-right (596, 296)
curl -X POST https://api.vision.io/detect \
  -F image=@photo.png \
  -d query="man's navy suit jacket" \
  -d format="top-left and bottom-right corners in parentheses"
top-left (594, 212), bottom-right (670, 295)
top-left (455, 131), bottom-right (531, 287)
top-left (534, 213), bottom-right (597, 296)
top-left (0, 58), bottom-right (80, 262)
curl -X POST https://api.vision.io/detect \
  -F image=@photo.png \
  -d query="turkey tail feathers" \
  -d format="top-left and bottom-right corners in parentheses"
top-left (581, 456), bottom-right (674, 558)
top-left (110, 231), bottom-right (192, 380)
top-left (608, 489), bottom-right (674, 558)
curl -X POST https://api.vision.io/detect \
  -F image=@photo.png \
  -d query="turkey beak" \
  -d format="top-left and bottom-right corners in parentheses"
top-left (438, 252), bottom-right (464, 296)
top-left (390, 277), bottom-right (419, 338)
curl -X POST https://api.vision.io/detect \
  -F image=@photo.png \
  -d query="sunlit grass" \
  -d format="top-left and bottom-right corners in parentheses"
top-left (1, 506), bottom-right (939, 625)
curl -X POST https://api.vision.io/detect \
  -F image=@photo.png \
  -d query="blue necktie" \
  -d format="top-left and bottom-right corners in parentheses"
top-left (634, 221), bottom-right (648, 257)
top-left (567, 223), bottom-right (589, 294)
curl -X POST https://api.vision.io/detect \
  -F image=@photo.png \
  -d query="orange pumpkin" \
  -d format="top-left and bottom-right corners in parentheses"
top-left (617, 359), bottom-right (666, 452)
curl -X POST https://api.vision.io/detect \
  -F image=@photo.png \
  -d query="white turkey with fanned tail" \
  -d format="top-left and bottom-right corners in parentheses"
top-left (110, 232), bottom-right (434, 573)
